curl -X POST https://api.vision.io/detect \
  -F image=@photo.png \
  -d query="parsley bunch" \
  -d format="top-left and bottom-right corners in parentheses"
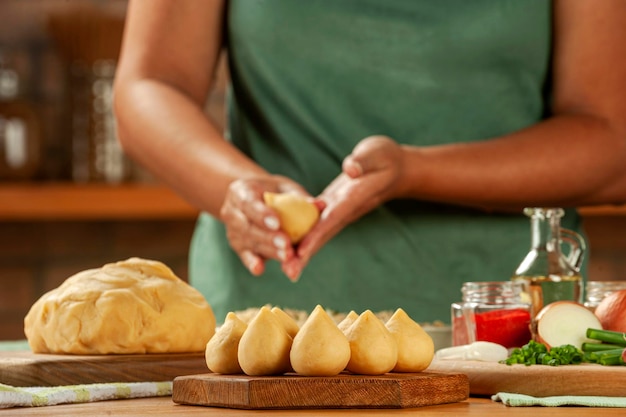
top-left (500, 340), bottom-right (583, 366)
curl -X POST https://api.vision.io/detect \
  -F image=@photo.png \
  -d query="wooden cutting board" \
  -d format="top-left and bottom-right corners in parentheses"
top-left (0, 351), bottom-right (207, 386)
top-left (427, 359), bottom-right (626, 397)
top-left (172, 372), bottom-right (469, 409)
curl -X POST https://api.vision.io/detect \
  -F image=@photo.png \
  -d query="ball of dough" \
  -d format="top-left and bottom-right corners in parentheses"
top-left (263, 192), bottom-right (319, 244)
top-left (24, 258), bottom-right (216, 354)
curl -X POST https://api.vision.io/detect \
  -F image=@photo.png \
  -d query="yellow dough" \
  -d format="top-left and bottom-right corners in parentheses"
top-left (237, 306), bottom-right (292, 376)
top-left (290, 305), bottom-right (351, 376)
top-left (24, 258), bottom-right (216, 354)
top-left (344, 310), bottom-right (398, 375)
top-left (385, 308), bottom-right (434, 372)
top-left (337, 310), bottom-right (359, 334)
top-left (263, 192), bottom-right (319, 244)
top-left (205, 312), bottom-right (247, 374)
top-left (271, 306), bottom-right (300, 338)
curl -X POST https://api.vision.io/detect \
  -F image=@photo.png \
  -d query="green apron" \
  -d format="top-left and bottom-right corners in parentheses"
top-left (190, 0), bottom-right (584, 324)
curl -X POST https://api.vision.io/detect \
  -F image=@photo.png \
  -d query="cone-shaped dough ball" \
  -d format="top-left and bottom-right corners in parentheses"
top-left (205, 312), bottom-right (248, 374)
top-left (24, 258), bottom-right (215, 354)
top-left (290, 305), bottom-right (351, 376)
top-left (238, 306), bottom-right (292, 376)
top-left (337, 311), bottom-right (359, 334)
top-left (271, 307), bottom-right (300, 338)
top-left (263, 192), bottom-right (319, 244)
top-left (385, 308), bottom-right (434, 372)
top-left (344, 310), bottom-right (398, 375)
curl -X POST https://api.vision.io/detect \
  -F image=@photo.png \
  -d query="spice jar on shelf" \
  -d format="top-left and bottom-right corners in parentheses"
top-left (47, 4), bottom-right (130, 183)
top-left (70, 59), bottom-right (129, 183)
top-left (0, 50), bottom-right (40, 181)
top-left (451, 281), bottom-right (532, 349)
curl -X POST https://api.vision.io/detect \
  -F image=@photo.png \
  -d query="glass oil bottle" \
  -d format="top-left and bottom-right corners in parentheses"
top-left (511, 208), bottom-right (586, 318)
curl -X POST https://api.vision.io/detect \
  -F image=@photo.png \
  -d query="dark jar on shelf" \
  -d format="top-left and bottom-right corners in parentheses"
top-left (451, 281), bottom-right (532, 349)
top-left (70, 59), bottom-right (132, 184)
top-left (0, 51), bottom-right (40, 181)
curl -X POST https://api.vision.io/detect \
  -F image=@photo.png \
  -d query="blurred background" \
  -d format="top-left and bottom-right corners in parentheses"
top-left (0, 0), bottom-right (227, 341)
top-left (0, 0), bottom-right (623, 342)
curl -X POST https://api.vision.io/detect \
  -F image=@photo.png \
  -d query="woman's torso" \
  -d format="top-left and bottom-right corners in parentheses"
top-left (190, 0), bottom-right (583, 324)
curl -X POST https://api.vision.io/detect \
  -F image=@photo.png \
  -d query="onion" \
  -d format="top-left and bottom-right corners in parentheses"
top-left (594, 289), bottom-right (626, 333)
top-left (434, 341), bottom-right (508, 362)
top-left (535, 301), bottom-right (602, 349)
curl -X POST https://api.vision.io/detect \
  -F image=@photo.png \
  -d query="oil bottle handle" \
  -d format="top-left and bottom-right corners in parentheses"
top-left (559, 228), bottom-right (586, 272)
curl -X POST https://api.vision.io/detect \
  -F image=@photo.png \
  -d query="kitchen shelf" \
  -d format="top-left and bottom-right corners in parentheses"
top-left (577, 205), bottom-right (626, 217)
top-left (0, 183), bottom-right (199, 221)
top-left (0, 183), bottom-right (624, 221)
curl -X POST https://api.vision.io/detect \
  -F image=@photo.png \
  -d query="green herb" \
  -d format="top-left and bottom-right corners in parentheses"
top-left (585, 348), bottom-right (625, 366)
top-left (500, 340), bottom-right (583, 366)
top-left (500, 340), bottom-right (546, 365)
top-left (582, 342), bottom-right (624, 352)
top-left (586, 328), bottom-right (626, 346)
top-left (546, 344), bottom-right (584, 365)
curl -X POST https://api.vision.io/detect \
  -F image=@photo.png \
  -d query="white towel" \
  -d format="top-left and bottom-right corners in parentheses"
top-left (493, 392), bottom-right (626, 407)
top-left (0, 381), bottom-right (172, 408)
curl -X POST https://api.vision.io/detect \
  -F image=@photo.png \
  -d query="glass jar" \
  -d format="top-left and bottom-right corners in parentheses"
top-left (584, 281), bottom-right (626, 311)
top-left (70, 59), bottom-right (131, 183)
top-left (451, 281), bottom-right (532, 349)
top-left (0, 51), bottom-right (40, 181)
top-left (511, 208), bottom-right (586, 318)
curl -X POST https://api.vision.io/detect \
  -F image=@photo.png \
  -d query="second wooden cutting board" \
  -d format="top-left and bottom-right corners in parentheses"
top-left (0, 351), bottom-right (207, 386)
top-left (172, 372), bottom-right (469, 409)
top-left (427, 359), bottom-right (626, 397)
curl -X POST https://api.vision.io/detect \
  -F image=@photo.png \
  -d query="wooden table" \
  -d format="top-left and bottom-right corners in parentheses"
top-left (5, 396), bottom-right (626, 416)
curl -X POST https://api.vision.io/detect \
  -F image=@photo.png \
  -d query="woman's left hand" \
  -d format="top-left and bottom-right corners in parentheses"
top-left (281, 135), bottom-right (407, 279)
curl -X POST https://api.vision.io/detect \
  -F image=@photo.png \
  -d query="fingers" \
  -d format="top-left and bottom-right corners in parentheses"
top-left (295, 138), bottom-right (404, 273)
top-left (227, 212), bottom-right (293, 263)
top-left (342, 135), bottom-right (398, 178)
top-left (222, 178), bottom-right (299, 276)
top-left (240, 250), bottom-right (264, 276)
top-left (223, 173), bottom-right (367, 281)
top-left (342, 156), bottom-right (363, 178)
top-left (281, 257), bottom-right (303, 282)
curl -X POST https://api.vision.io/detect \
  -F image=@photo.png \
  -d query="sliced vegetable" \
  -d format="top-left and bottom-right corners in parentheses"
top-left (581, 342), bottom-right (623, 352)
top-left (585, 348), bottom-right (626, 366)
top-left (535, 301), bottom-right (602, 349)
top-left (501, 329), bottom-right (626, 367)
top-left (500, 340), bottom-right (583, 366)
top-left (435, 341), bottom-right (508, 362)
top-left (586, 328), bottom-right (626, 346)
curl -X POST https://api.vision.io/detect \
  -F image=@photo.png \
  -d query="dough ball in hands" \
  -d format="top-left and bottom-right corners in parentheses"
top-left (263, 192), bottom-right (319, 244)
top-left (24, 258), bottom-right (216, 354)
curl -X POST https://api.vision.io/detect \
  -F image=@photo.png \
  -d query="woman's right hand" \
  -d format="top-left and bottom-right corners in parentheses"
top-left (220, 175), bottom-right (316, 279)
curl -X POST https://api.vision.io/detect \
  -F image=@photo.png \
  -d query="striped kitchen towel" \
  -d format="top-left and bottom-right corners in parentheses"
top-left (493, 392), bottom-right (626, 407)
top-left (0, 381), bottom-right (172, 408)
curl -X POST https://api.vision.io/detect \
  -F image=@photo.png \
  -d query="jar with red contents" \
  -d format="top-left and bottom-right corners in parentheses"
top-left (451, 281), bottom-right (532, 349)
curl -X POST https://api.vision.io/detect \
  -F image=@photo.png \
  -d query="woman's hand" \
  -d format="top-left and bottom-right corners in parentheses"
top-left (220, 175), bottom-right (316, 279)
top-left (283, 135), bottom-right (407, 279)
